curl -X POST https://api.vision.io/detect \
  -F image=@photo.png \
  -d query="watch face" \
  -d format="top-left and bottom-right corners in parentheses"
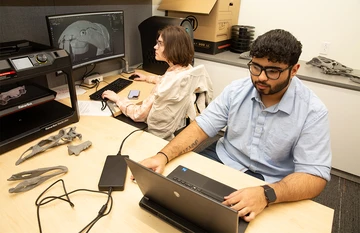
top-left (263, 185), bottom-right (276, 203)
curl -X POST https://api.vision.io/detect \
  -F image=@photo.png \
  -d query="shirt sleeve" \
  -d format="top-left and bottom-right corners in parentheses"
top-left (146, 75), bottom-right (161, 84)
top-left (196, 81), bottom-right (235, 137)
top-left (293, 107), bottom-right (332, 181)
top-left (116, 93), bottom-right (156, 122)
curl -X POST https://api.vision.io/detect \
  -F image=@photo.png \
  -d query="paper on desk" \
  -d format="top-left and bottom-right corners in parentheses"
top-left (52, 85), bottom-right (86, 100)
top-left (77, 100), bottom-right (112, 116)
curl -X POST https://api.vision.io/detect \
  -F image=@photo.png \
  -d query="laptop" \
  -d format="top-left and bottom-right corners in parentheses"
top-left (125, 158), bottom-right (249, 233)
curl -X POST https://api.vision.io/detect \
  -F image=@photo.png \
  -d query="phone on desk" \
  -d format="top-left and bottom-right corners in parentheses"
top-left (128, 90), bottom-right (140, 99)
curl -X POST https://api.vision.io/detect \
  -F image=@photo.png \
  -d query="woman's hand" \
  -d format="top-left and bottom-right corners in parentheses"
top-left (101, 90), bottom-right (124, 103)
top-left (131, 72), bottom-right (148, 82)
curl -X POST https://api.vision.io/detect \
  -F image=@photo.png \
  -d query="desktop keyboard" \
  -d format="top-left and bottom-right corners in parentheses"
top-left (89, 78), bottom-right (133, 101)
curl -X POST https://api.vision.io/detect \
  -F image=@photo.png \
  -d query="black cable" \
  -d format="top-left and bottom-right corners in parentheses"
top-left (101, 99), bottom-right (108, 111)
top-left (82, 64), bottom-right (97, 79)
top-left (94, 79), bottom-right (100, 92)
top-left (85, 72), bottom-right (100, 78)
top-left (35, 179), bottom-right (73, 232)
top-left (35, 179), bottom-right (113, 233)
top-left (79, 187), bottom-right (113, 233)
top-left (77, 81), bottom-right (98, 89)
top-left (117, 127), bottom-right (147, 156)
top-left (82, 66), bottom-right (88, 79)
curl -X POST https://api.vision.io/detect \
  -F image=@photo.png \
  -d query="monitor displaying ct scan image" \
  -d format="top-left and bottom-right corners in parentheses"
top-left (46, 11), bottom-right (125, 69)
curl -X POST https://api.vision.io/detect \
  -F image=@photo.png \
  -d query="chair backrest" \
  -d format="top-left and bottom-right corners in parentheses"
top-left (146, 65), bottom-right (213, 140)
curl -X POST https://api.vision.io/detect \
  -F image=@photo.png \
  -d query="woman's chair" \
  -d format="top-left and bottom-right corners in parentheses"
top-left (146, 65), bottom-right (213, 140)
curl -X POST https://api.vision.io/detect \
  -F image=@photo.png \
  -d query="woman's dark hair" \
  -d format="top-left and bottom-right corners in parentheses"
top-left (250, 29), bottom-right (302, 66)
top-left (158, 25), bottom-right (194, 66)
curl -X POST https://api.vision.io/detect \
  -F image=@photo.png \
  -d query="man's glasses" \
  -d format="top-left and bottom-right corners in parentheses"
top-left (247, 61), bottom-right (292, 80)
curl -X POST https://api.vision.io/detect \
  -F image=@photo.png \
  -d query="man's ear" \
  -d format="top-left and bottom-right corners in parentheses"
top-left (291, 63), bottom-right (300, 77)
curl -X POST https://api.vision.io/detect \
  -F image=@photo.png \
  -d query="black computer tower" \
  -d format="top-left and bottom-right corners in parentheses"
top-left (138, 16), bottom-right (194, 75)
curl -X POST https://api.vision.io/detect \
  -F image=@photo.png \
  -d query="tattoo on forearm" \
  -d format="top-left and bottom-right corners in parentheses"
top-left (180, 139), bottom-right (199, 155)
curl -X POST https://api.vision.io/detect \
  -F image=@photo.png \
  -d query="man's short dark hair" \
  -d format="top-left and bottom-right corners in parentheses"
top-left (158, 25), bottom-right (194, 67)
top-left (250, 29), bottom-right (302, 66)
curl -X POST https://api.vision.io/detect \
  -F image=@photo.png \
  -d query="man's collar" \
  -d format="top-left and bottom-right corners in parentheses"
top-left (251, 77), bottom-right (297, 114)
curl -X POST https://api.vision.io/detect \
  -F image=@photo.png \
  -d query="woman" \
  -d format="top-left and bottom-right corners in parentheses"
top-left (101, 25), bottom-right (194, 139)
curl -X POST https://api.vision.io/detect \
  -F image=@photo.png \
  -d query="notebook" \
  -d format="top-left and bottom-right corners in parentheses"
top-left (125, 158), bottom-right (249, 233)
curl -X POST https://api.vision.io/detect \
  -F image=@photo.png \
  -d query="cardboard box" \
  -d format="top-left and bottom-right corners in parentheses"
top-left (158, 0), bottom-right (241, 54)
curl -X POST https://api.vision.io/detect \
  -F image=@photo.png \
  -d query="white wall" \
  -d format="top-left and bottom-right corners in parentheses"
top-left (152, 0), bottom-right (163, 16)
top-left (153, 0), bottom-right (360, 70)
top-left (238, 0), bottom-right (360, 70)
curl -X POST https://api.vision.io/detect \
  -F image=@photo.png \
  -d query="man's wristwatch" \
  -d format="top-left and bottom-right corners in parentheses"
top-left (262, 185), bottom-right (276, 206)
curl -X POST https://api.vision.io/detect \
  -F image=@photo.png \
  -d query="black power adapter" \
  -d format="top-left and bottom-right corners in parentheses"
top-left (98, 155), bottom-right (129, 191)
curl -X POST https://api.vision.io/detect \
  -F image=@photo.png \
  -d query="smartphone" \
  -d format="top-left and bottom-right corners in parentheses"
top-left (98, 155), bottom-right (129, 191)
top-left (128, 90), bottom-right (140, 99)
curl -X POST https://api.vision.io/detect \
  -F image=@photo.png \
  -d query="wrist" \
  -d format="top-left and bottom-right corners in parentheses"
top-left (261, 185), bottom-right (277, 206)
top-left (115, 99), bottom-right (122, 106)
top-left (157, 151), bottom-right (169, 164)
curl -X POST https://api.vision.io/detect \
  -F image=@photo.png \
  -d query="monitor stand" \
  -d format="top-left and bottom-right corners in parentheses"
top-left (121, 57), bottom-right (135, 74)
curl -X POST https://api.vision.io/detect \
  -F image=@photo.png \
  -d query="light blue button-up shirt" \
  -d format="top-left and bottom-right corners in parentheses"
top-left (196, 76), bottom-right (332, 183)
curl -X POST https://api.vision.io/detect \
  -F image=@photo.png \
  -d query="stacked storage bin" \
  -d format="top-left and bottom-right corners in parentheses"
top-left (230, 25), bottom-right (255, 53)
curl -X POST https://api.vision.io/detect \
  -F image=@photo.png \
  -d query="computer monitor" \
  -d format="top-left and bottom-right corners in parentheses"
top-left (46, 11), bottom-right (125, 69)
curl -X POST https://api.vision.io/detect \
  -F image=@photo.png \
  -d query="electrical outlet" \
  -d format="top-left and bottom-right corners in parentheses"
top-left (84, 75), bottom-right (103, 85)
top-left (320, 42), bottom-right (331, 55)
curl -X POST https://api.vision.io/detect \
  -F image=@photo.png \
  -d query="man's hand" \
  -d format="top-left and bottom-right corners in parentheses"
top-left (222, 186), bottom-right (267, 222)
top-left (130, 153), bottom-right (168, 181)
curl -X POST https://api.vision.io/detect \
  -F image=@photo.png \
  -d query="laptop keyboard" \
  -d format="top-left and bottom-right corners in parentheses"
top-left (89, 78), bottom-right (132, 101)
top-left (171, 177), bottom-right (224, 202)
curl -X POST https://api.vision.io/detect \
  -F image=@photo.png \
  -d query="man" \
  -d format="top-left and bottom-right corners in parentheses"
top-left (139, 29), bottom-right (332, 222)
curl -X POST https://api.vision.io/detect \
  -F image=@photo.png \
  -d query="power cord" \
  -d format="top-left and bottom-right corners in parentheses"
top-left (82, 64), bottom-right (97, 80)
top-left (35, 179), bottom-right (113, 233)
top-left (77, 80), bottom-right (100, 90)
top-left (117, 127), bottom-right (147, 156)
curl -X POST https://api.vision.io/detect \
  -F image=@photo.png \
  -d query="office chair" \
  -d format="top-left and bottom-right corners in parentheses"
top-left (146, 65), bottom-right (213, 140)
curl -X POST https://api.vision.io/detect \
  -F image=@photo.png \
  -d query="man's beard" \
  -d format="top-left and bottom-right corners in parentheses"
top-left (252, 74), bottom-right (291, 95)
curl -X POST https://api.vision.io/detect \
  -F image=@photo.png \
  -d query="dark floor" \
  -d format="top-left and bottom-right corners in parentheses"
top-left (195, 135), bottom-right (360, 233)
top-left (313, 174), bottom-right (360, 233)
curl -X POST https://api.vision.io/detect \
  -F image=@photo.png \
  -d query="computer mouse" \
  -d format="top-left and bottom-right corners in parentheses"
top-left (129, 74), bottom-right (139, 80)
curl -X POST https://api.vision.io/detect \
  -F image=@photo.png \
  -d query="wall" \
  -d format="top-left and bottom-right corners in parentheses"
top-left (0, 0), bottom-right (152, 83)
top-left (152, 0), bottom-right (360, 70)
top-left (237, 0), bottom-right (360, 70)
